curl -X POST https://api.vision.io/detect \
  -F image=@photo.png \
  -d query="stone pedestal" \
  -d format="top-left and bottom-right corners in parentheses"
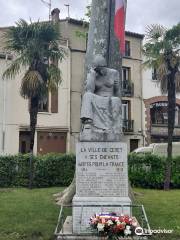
top-left (72, 142), bottom-right (131, 234)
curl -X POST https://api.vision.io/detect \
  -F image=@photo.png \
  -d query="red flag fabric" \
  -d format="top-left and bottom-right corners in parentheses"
top-left (114, 0), bottom-right (125, 55)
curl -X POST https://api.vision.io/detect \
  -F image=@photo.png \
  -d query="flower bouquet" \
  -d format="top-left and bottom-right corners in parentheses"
top-left (90, 212), bottom-right (138, 239)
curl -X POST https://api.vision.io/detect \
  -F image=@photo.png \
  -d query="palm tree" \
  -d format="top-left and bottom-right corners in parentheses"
top-left (143, 23), bottom-right (180, 190)
top-left (3, 19), bottom-right (65, 188)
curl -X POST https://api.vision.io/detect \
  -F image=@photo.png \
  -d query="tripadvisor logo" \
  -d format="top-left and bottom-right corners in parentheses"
top-left (135, 227), bottom-right (174, 236)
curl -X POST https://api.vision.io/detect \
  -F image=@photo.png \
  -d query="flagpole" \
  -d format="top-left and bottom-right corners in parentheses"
top-left (107, 0), bottom-right (112, 67)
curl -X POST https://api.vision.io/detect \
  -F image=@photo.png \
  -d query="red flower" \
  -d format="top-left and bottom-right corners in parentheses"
top-left (119, 216), bottom-right (125, 222)
top-left (124, 215), bottom-right (130, 224)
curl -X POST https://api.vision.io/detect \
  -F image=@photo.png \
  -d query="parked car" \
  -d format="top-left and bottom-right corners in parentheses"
top-left (133, 146), bottom-right (153, 154)
top-left (133, 142), bottom-right (180, 157)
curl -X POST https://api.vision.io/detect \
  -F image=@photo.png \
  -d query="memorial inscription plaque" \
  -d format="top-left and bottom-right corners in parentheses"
top-left (76, 142), bottom-right (128, 197)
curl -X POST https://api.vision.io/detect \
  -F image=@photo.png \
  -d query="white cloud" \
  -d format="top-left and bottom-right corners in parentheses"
top-left (0, 0), bottom-right (179, 33)
top-left (126, 0), bottom-right (180, 33)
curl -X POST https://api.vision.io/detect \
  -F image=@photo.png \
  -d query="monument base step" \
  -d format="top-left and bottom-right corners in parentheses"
top-left (56, 216), bottom-right (134, 240)
top-left (72, 196), bottom-right (132, 233)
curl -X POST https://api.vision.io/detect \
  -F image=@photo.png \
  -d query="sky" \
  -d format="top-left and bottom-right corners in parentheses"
top-left (0, 0), bottom-right (179, 34)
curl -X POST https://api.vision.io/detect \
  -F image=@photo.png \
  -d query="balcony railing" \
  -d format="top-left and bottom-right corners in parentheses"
top-left (122, 80), bottom-right (134, 97)
top-left (123, 120), bottom-right (134, 132)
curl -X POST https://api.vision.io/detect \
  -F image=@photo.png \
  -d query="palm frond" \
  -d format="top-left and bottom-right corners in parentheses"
top-left (145, 24), bottom-right (166, 41)
top-left (38, 22), bottom-right (60, 42)
top-left (48, 44), bottom-right (67, 63)
top-left (160, 75), bottom-right (168, 94)
top-left (157, 63), bottom-right (168, 79)
top-left (3, 19), bottom-right (29, 52)
top-left (143, 24), bottom-right (168, 67)
top-left (47, 64), bottom-right (61, 91)
top-left (20, 70), bottom-right (44, 98)
top-left (3, 18), bottom-right (66, 101)
top-left (2, 55), bottom-right (29, 79)
top-left (3, 20), bottom-right (61, 55)
top-left (157, 63), bottom-right (168, 94)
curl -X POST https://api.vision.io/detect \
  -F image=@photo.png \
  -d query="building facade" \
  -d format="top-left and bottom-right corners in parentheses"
top-left (0, 11), bottom-right (144, 155)
top-left (143, 68), bottom-right (180, 145)
top-left (122, 32), bottom-right (144, 152)
top-left (0, 35), bottom-right (71, 155)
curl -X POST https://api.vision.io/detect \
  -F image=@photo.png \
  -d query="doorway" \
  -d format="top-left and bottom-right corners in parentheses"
top-left (37, 131), bottom-right (67, 155)
top-left (130, 139), bottom-right (139, 152)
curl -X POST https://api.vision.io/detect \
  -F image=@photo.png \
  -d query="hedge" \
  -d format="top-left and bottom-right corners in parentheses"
top-left (0, 153), bottom-right (75, 188)
top-left (128, 153), bottom-right (180, 189)
top-left (0, 153), bottom-right (179, 189)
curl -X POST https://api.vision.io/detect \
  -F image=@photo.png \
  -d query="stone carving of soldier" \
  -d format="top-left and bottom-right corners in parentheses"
top-left (80, 55), bottom-right (122, 141)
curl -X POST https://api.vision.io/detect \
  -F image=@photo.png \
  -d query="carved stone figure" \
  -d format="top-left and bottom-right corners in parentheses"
top-left (80, 55), bottom-right (122, 141)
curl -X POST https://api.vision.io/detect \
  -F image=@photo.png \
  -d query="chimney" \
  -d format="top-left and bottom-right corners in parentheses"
top-left (51, 8), bottom-right (60, 22)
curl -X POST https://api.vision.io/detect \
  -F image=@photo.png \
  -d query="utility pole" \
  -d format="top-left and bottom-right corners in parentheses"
top-left (64, 4), bottom-right (70, 18)
top-left (2, 54), bottom-right (8, 154)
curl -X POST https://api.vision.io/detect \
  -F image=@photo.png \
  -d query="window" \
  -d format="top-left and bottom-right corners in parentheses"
top-left (122, 101), bottom-right (133, 132)
top-left (0, 52), bottom-right (13, 60)
top-left (150, 102), bottom-right (180, 126)
top-left (19, 131), bottom-right (30, 154)
top-left (51, 89), bottom-right (58, 113)
top-left (38, 95), bottom-right (49, 112)
top-left (125, 41), bottom-right (131, 57)
top-left (122, 102), bottom-right (129, 120)
top-left (152, 68), bottom-right (157, 80)
top-left (37, 90), bottom-right (59, 113)
top-left (122, 67), bottom-right (131, 82)
top-left (122, 67), bottom-right (131, 91)
top-left (175, 106), bottom-right (180, 126)
top-left (0, 53), bottom-right (6, 59)
top-left (21, 141), bottom-right (26, 154)
top-left (150, 102), bottom-right (168, 125)
top-left (7, 54), bottom-right (13, 60)
top-left (122, 67), bottom-right (134, 96)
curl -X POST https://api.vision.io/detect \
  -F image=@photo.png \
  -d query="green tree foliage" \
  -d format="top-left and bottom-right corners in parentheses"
top-left (143, 23), bottom-right (180, 190)
top-left (85, 5), bottom-right (91, 22)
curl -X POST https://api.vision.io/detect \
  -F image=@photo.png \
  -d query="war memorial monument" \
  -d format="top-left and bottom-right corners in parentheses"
top-left (55, 0), bottom-right (143, 239)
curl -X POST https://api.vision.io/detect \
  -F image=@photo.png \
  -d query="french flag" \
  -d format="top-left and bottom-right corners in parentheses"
top-left (114, 0), bottom-right (125, 55)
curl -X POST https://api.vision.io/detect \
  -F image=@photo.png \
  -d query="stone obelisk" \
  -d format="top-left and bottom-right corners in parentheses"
top-left (85, 0), bottom-right (122, 76)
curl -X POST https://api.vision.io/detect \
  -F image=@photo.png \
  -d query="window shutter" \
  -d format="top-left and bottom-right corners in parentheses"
top-left (51, 90), bottom-right (58, 113)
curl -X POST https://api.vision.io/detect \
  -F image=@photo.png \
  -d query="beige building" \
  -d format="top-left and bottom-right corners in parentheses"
top-left (0, 11), bottom-right (144, 155)
top-left (121, 32), bottom-right (144, 151)
top-left (143, 67), bottom-right (180, 145)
